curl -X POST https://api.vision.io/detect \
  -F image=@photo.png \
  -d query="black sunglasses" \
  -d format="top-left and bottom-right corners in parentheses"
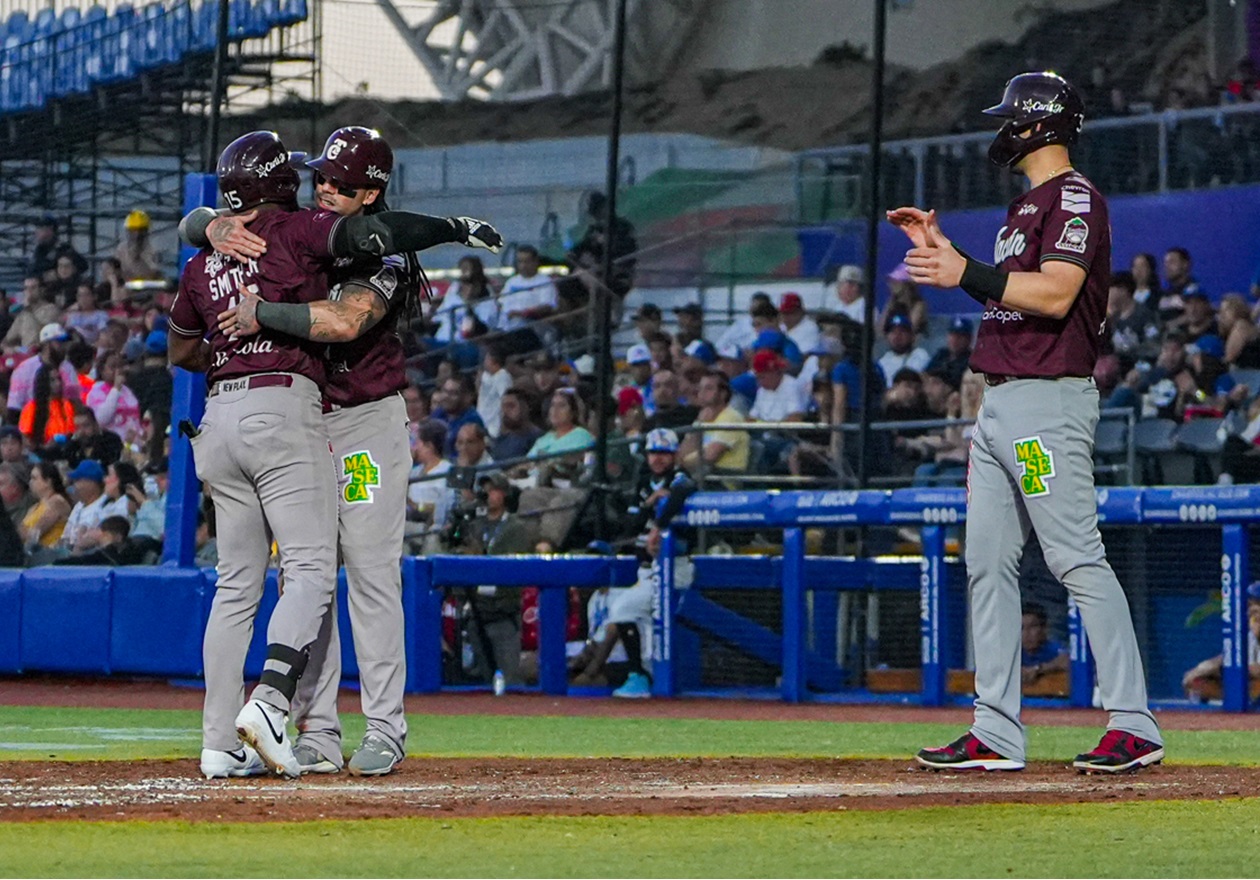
top-left (313, 171), bottom-right (359, 198)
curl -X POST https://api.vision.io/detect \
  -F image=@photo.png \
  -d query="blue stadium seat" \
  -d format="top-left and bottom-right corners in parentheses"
top-left (5, 11), bottom-right (31, 43)
top-left (104, 3), bottom-right (138, 83)
top-left (277, 0), bottom-right (307, 25)
top-left (133, 2), bottom-right (165, 71)
top-left (32, 7), bottom-right (58, 38)
top-left (193, 0), bottom-right (217, 50)
top-left (82, 6), bottom-right (108, 85)
top-left (166, 1), bottom-right (192, 62)
top-left (55, 7), bottom-right (88, 96)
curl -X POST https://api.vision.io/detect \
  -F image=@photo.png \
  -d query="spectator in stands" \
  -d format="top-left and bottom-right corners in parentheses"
top-left (925, 316), bottom-right (974, 390)
top-left (18, 367), bottom-right (77, 448)
top-left (85, 352), bottom-right (142, 446)
top-left (528, 351), bottom-right (568, 406)
top-left (749, 350), bottom-right (808, 423)
top-left (680, 370), bottom-right (749, 476)
top-left (672, 303), bottom-right (705, 348)
top-left (1021, 602), bottom-right (1069, 685)
top-left (1107, 271), bottom-right (1160, 361)
top-left (631, 303), bottom-right (663, 346)
top-left (95, 319), bottom-right (128, 360)
top-left (1182, 583), bottom-right (1260, 700)
top-left (435, 256), bottom-right (498, 345)
top-left (624, 343), bottom-right (654, 413)
top-left (491, 388), bottom-right (542, 462)
top-left (433, 374), bottom-right (484, 460)
top-left (604, 527), bottom-right (672, 698)
top-left (833, 264), bottom-right (867, 323)
top-left (1169, 290), bottom-right (1218, 341)
top-left (877, 313), bottom-right (930, 386)
top-left (99, 460), bottom-right (142, 523)
top-left (59, 459), bottom-right (109, 554)
top-left (0, 427), bottom-right (25, 466)
top-left (454, 422), bottom-right (495, 471)
top-left (115, 210), bottom-right (163, 281)
top-left (878, 263), bottom-right (928, 335)
top-left (1220, 394), bottom-right (1260, 485)
top-left (0, 462), bottom-right (33, 528)
top-left (476, 344), bottom-right (512, 439)
top-left (55, 514), bottom-right (153, 566)
top-left (460, 472), bottom-right (534, 684)
top-left (27, 215), bottom-right (86, 282)
top-left (678, 339), bottom-right (717, 400)
top-left (752, 326), bottom-right (803, 375)
top-left (65, 283), bottom-right (110, 345)
top-left (130, 456), bottom-right (168, 546)
top-left (1160, 246), bottom-right (1204, 323)
top-left (194, 504), bottom-right (218, 568)
top-left (97, 257), bottom-right (128, 312)
top-left (1183, 335), bottom-right (1248, 420)
top-left (406, 418), bottom-right (455, 553)
top-left (498, 245), bottom-right (558, 338)
top-left (1095, 354), bottom-right (1140, 414)
top-left (779, 292), bottom-right (821, 355)
top-left (126, 330), bottom-right (172, 460)
top-left (1130, 253), bottom-right (1162, 313)
top-left (4, 276), bottom-right (61, 351)
top-left (623, 427), bottom-right (682, 538)
top-left (715, 292), bottom-right (769, 355)
top-left (884, 368), bottom-right (933, 473)
top-left (0, 289), bottom-right (13, 343)
top-left (528, 390), bottom-right (594, 485)
top-left (1217, 294), bottom-right (1260, 367)
top-left (798, 334), bottom-right (842, 388)
top-left (645, 331), bottom-right (673, 373)
top-left (566, 191), bottom-right (637, 304)
top-left (44, 254), bottom-right (83, 311)
top-left (910, 370), bottom-right (982, 487)
top-left (644, 370), bottom-right (698, 432)
top-left (19, 461), bottom-right (70, 555)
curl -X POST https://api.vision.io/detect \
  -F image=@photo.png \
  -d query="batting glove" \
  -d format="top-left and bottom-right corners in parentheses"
top-left (453, 216), bottom-right (503, 254)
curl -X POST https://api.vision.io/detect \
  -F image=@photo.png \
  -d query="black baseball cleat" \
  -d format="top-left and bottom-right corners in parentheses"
top-left (915, 732), bottom-right (1025, 771)
top-left (1073, 730), bottom-right (1164, 774)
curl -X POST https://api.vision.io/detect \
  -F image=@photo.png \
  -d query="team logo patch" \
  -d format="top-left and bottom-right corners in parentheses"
top-left (1017, 203), bottom-right (1038, 216)
top-left (341, 450), bottom-right (381, 504)
top-left (1060, 189), bottom-right (1091, 214)
top-left (1014, 436), bottom-right (1055, 497)
top-left (1055, 217), bottom-right (1089, 254)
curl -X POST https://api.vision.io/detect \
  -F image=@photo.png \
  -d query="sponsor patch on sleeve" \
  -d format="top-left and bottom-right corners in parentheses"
top-left (1054, 217), bottom-right (1089, 254)
top-left (1060, 189), bottom-right (1091, 214)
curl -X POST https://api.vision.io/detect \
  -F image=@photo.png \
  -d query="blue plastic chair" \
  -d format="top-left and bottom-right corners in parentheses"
top-left (278, 0), bottom-right (307, 25)
top-left (192, 0), bottom-right (216, 50)
top-left (32, 7), bottom-right (58, 38)
top-left (5, 11), bottom-right (31, 42)
top-left (82, 6), bottom-right (108, 85)
top-left (166, 2), bottom-right (191, 62)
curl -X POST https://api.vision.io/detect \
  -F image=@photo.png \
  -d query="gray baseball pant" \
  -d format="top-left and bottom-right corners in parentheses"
top-left (291, 394), bottom-right (410, 760)
top-left (194, 374), bottom-right (339, 751)
top-left (965, 377), bottom-right (1161, 762)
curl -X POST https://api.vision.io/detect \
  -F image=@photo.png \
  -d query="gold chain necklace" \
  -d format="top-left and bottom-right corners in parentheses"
top-left (1037, 163), bottom-right (1074, 187)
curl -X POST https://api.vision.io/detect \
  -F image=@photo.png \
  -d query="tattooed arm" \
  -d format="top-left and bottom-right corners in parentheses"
top-left (218, 282), bottom-right (387, 343)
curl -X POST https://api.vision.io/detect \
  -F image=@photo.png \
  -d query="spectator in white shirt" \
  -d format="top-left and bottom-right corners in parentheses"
top-left (749, 350), bottom-right (809, 422)
top-left (779, 292), bottom-right (821, 355)
top-left (60, 459), bottom-right (109, 553)
top-left (833, 265), bottom-right (868, 324)
top-left (715, 292), bottom-right (770, 355)
top-left (434, 256), bottom-right (498, 343)
top-left (877, 312), bottom-right (931, 387)
top-left (497, 246), bottom-right (558, 332)
top-left (406, 419), bottom-right (455, 553)
top-left (631, 303), bottom-right (663, 345)
top-left (476, 343), bottom-right (512, 439)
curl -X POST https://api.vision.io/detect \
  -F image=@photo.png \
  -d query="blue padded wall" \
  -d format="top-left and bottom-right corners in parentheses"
top-left (0, 569), bottom-right (21, 673)
top-left (21, 568), bottom-right (112, 673)
top-left (111, 567), bottom-right (207, 676)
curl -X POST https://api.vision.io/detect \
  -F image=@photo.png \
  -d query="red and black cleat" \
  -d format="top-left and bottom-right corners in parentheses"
top-left (915, 732), bottom-right (1025, 771)
top-left (1072, 730), bottom-right (1165, 774)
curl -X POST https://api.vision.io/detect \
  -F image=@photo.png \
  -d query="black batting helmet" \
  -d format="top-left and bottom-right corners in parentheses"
top-left (216, 131), bottom-right (301, 211)
top-left (307, 126), bottom-right (393, 191)
top-left (983, 72), bottom-right (1085, 169)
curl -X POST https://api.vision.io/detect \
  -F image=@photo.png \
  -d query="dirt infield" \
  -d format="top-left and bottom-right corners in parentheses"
top-left (1, 757), bottom-right (1253, 823)
top-left (1, 677), bottom-right (1257, 824)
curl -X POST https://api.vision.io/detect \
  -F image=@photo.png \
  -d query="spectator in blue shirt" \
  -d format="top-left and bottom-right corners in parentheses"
top-left (433, 373), bottom-right (485, 460)
top-left (1021, 602), bottom-right (1068, 685)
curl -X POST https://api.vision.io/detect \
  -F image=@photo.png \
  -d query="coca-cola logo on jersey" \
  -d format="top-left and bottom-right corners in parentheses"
top-left (993, 225), bottom-right (1028, 264)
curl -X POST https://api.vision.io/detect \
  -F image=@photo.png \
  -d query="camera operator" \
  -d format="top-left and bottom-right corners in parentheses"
top-left (458, 472), bottom-right (534, 685)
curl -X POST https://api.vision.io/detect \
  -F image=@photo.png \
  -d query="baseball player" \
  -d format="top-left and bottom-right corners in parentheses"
top-left (176, 131), bottom-right (501, 780)
top-left (888, 72), bottom-right (1164, 773)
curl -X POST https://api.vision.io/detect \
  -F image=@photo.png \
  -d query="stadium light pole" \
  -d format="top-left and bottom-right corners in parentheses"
top-left (857, 0), bottom-right (888, 488)
top-left (204, 0), bottom-right (231, 171)
top-left (594, 0), bottom-right (629, 529)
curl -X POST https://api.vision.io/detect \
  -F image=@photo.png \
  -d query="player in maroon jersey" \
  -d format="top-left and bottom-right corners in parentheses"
top-left (887, 72), bottom-right (1163, 774)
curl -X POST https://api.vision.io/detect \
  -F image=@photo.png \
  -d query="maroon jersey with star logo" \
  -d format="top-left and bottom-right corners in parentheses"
top-left (323, 253), bottom-right (412, 408)
top-left (970, 171), bottom-right (1110, 378)
top-left (169, 207), bottom-right (344, 386)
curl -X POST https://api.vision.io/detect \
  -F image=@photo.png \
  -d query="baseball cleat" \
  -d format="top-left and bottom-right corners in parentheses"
top-left (612, 672), bottom-right (651, 699)
top-left (347, 735), bottom-right (402, 777)
top-left (915, 732), bottom-right (1025, 771)
top-left (234, 699), bottom-right (300, 779)
top-left (200, 745), bottom-right (267, 779)
top-left (293, 743), bottom-right (343, 775)
top-left (1073, 730), bottom-right (1164, 774)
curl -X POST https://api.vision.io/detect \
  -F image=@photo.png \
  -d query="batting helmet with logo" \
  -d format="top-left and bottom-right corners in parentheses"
top-left (306, 126), bottom-right (393, 192)
top-left (216, 131), bottom-right (301, 212)
top-left (982, 71), bottom-right (1085, 169)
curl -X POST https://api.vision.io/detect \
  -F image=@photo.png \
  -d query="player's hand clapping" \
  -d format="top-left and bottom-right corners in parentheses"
top-left (888, 206), bottom-right (967, 290)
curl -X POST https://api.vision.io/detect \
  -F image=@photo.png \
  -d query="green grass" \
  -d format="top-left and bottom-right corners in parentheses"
top-left (0, 800), bottom-right (1257, 877)
top-left (0, 705), bottom-right (1256, 765)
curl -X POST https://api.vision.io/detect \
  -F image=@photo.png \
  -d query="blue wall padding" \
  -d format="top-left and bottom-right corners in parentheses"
top-left (21, 568), bottom-right (112, 673)
top-left (111, 567), bottom-right (207, 676)
top-left (0, 570), bottom-right (22, 673)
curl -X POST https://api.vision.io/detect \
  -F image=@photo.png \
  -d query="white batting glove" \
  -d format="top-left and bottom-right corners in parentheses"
top-left (455, 216), bottom-right (503, 254)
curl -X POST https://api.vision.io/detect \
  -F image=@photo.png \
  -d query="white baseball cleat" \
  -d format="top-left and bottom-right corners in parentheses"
top-left (234, 699), bottom-right (300, 779)
top-left (200, 745), bottom-right (267, 779)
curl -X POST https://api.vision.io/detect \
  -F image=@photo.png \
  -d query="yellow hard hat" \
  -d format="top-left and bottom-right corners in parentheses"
top-left (124, 210), bottom-right (150, 231)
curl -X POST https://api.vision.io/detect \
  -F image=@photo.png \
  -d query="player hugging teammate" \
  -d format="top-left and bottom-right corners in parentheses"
top-left (888, 72), bottom-right (1164, 774)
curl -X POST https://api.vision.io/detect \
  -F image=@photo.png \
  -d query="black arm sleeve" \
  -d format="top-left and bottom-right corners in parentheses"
top-left (331, 212), bottom-right (462, 258)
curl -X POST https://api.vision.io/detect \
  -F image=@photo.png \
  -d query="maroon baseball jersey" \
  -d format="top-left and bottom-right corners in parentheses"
top-left (324, 253), bottom-right (410, 407)
top-left (170, 208), bottom-right (345, 386)
top-left (969, 170), bottom-right (1110, 378)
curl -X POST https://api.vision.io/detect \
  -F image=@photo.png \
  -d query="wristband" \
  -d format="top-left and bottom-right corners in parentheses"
top-left (255, 300), bottom-right (312, 338)
top-left (958, 252), bottom-right (1008, 305)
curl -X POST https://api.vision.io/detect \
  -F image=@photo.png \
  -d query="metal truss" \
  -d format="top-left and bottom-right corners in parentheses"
top-left (375, 0), bottom-right (707, 101)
